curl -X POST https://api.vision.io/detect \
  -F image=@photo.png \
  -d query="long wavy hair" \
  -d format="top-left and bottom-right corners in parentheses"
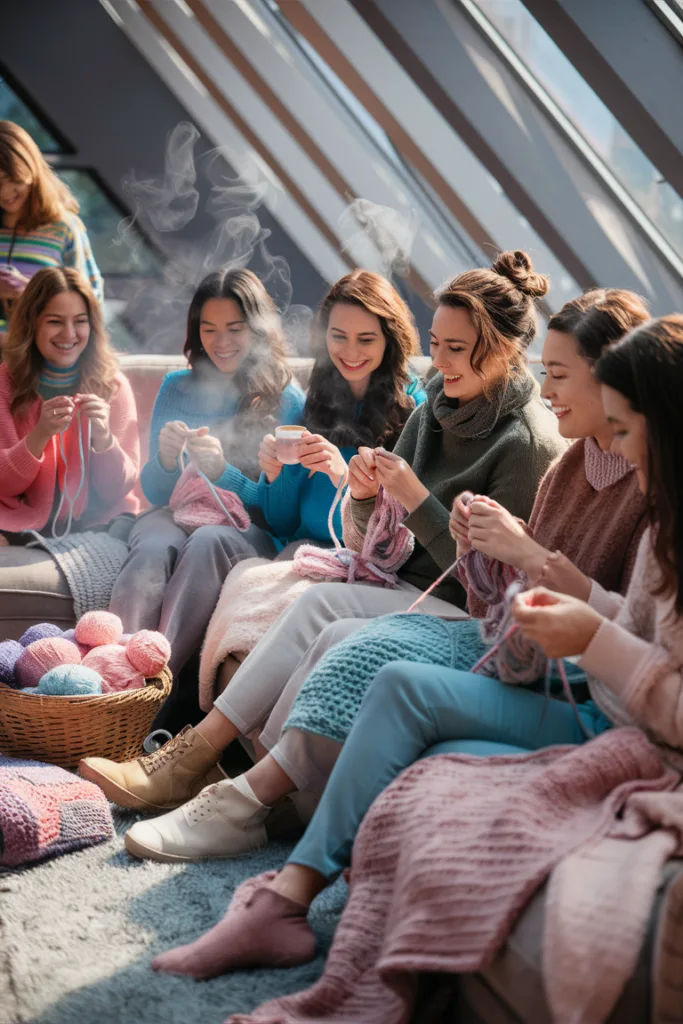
top-left (596, 315), bottom-right (683, 612)
top-left (0, 121), bottom-right (80, 232)
top-left (4, 267), bottom-right (118, 418)
top-left (437, 250), bottom-right (549, 396)
top-left (304, 270), bottom-right (420, 449)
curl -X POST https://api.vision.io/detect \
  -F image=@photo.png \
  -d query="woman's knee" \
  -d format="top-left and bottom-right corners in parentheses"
top-left (182, 524), bottom-right (240, 556)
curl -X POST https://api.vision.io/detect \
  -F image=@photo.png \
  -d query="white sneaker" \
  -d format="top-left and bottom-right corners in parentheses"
top-left (124, 779), bottom-right (269, 863)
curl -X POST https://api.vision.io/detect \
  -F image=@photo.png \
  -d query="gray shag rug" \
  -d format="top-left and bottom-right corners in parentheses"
top-left (0, 810), bottom-right (346, 1024)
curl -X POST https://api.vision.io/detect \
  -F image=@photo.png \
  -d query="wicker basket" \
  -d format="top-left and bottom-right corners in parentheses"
top-left (0, 668), bottom-right (172, 770)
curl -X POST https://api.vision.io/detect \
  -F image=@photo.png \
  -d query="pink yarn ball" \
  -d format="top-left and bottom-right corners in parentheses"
top-left (82, 645), bottom-right (145, 694)
top-left (62, 630), bottom-right (91, 658)
top-left (75, 611), bottom-right (124, 648)
top-left (119, 633), bottom-right (133, 646)
top-left (126, 631), bottom-right (171, 676)
top-left (15, 638), bottom-right (82, 689)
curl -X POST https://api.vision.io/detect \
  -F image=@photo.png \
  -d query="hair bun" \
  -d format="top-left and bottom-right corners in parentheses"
top-left (491, 250), bottom-right (549, 299)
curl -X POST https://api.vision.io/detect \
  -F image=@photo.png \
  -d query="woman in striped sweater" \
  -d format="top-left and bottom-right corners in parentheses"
top-left (0, 122), bottom-right (102, 330)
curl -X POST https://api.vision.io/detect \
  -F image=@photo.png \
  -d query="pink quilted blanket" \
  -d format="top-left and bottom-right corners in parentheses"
top-left (228, 728), bottom-right (683, 1024)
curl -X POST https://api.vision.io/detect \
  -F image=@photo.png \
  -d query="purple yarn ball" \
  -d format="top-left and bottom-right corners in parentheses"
top-left (0, 640), bottom-right (23, 687)
top-left (61, 629), bottom-right (77, 643)
top-left (19, 623), bottom-right (63, 647)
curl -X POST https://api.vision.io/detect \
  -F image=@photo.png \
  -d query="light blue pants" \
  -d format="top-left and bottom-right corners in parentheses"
top-left (289, 661), bottom-right (612, 880)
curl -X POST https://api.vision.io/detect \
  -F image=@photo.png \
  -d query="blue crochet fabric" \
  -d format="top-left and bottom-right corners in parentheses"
top-left (285, 614), bottom-right (489, 744)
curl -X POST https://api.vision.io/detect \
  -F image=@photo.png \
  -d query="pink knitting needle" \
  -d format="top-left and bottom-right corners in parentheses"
top-left (405, 491), bottom-right (475, 613)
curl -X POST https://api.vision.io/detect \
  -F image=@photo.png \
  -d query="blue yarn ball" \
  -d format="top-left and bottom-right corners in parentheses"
top-left (19, 623), bottom-right (63, 647)
top-left (37, 665), bottom-right (103, 696)
top-left (0, 640), bottom-right (23, 687)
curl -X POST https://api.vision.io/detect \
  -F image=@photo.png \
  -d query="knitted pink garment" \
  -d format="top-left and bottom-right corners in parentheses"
top-left (227, 728), bottom-right (680, 1024)
top-left (169, 465), bottom-right (250, 533)
top-left (292, 487), bottom-right (414, 587)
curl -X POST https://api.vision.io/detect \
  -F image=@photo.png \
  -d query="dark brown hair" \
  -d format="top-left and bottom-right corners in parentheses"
top-left (4, 267), bottom-right (118, 417)
top-left (551, 288), bottom-right (650, 362)
top-left (184, 266), bottom-right (292, 418)
top-left (596, 315), bottom-right (683, 611)
top-left (0, 121), bottom-right (79, 232)
top-left (437, 249), bottom-right (549, 395)
top-left (304, 270), bottom-right (421, 449)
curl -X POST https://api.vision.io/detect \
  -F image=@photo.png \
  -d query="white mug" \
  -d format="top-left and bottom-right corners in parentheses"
top-left (275, 425), bottom-right (306, 465)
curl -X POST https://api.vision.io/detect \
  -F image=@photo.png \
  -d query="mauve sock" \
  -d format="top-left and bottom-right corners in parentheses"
top-left (151, 887), bottom-right (316, 978)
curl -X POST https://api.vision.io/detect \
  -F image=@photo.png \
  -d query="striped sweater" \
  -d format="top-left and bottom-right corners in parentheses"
top-left (0, 215), bottom-right (103, 313)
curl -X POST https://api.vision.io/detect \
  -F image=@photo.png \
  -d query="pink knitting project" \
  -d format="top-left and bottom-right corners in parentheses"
top-left (293, 486), bottom-right (414, 588)
top-left (228, 728), bottom-right (678, 1024)
top-left (169, 465), bottom-right (251, 534)
top-left (0, 755), bottom-right (114, 867)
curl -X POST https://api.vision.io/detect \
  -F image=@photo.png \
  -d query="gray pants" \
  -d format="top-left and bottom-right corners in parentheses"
top-left (214, 581), bottom-right (468, 793)
top-left (109, 507), bottom-right (276, 677)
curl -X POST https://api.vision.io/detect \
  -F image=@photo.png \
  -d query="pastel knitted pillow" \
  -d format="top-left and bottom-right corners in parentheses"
top-left (0, 755), bottom-right (114, 867)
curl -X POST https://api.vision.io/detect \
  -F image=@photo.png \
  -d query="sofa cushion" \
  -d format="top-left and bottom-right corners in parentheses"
top-left (0, 547), bottom-right (74, 640)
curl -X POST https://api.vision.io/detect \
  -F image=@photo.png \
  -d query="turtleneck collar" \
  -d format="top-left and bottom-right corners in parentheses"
top-left (37, 358), bottom-right (81, 399)
top-left (429, 370), bottom-right (535, 440)
top-left (584, 435), bottom-right (633, 490)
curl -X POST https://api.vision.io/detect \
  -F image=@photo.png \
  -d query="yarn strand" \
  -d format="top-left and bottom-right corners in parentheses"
top-left (176, 447), bottom-right (242, 532)
top-left (51, 409), bottom-right (91, 541)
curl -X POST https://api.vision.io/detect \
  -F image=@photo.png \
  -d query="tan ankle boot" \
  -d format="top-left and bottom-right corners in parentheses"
top-left (79, 726), bottom-right (224, 811)
top-left (124, 778), bottom-right (269, 862)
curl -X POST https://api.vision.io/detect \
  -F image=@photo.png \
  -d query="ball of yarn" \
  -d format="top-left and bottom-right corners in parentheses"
top-left (61, 629), bottom-right (91, 658)
top-left (19, 622), bottom-right (63, 647)
top-left (82, 645), bottom-right (145, 694)
top-left (15, 638), bottom-right (82, 689)
top-left (126, 631), bottom-right (171, 676)
top-left (38, 665), bottom-right (103, 696)
top-left (0, 640), bottom-right (23, 687)
top-left (75, 611), bottom-right (124, 648)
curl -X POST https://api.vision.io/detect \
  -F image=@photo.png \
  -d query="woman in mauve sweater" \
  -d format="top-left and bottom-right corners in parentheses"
top-left (149, 313), bottom-right (683, 980)
top-left (0, 266), bottom-right (139, 542)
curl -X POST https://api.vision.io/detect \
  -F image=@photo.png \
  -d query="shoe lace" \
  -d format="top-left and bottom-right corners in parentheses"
top-left (140, 732), bottom-right (190, 774)
top-left (185, 783), bottom-right (221, 823)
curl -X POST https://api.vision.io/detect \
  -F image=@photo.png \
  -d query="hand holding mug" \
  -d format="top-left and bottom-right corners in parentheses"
top-left (260, 432), bottom-right (283, 483)
top-left (299, 433), bottom-right (347, 486)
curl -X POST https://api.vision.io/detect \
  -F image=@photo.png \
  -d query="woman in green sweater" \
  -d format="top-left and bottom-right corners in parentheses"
top-left (81, 250), bottom-right (565, 849)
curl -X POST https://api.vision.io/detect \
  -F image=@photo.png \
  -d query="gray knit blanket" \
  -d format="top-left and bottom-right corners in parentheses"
top-left (27, 531), bottom-right (129, 619)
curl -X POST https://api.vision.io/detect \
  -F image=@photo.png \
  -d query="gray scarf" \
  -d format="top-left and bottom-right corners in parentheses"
top-left (429, 370), bottom-right (535, 441)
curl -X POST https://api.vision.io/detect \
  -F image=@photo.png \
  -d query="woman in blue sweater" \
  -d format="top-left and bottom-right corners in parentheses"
top-left (257, 270), bottom-right (425, 550)
top-left (109, 267), bottom-right (305, 666)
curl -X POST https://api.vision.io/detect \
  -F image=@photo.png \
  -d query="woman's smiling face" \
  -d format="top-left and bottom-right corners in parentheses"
top-left (325, 302), bottom-right (386, 389)
top-left (429, 304), bottom-right (486, 402)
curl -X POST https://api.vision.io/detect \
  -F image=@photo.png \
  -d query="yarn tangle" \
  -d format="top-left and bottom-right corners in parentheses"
top-left (293, 481), bottom-right (415, 588)
top-left (170, 456), bottom-right (250, 534)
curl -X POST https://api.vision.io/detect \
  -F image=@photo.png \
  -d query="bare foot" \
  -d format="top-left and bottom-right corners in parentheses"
top-left (151, 887), bottom-right (316, 978)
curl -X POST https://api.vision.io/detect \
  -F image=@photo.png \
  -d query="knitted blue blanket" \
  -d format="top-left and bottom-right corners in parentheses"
top-left (284, 614), bottom-right (488, 745)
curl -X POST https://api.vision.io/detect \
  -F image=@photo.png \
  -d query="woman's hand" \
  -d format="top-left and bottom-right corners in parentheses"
top-left (0, 267), bottom-right (29, 300)
top-left (535, 551), bottom-right (592, 602)
top-left (449, 491), bottom-right (474, 555)
top-left (158, 420), bottom-right (189, 471)
top-left (348, 447), bottom-right (379, 501)
top-left (511, 588), bottom-right (603, 659)
top-left (186, 429), bottom-right (226, 482)
top-left (259, 432), bottom-right (282, 483)
top-left (26, 396), bottom-right (76, 456)
top-left (374, 448), bottom-right (429, 513)
top-left (77, 394), bottom-right (112, 452)
top-left (466, 498), bottom-right (546, 574)
top-left (299, 434), bottom-right (347, 486)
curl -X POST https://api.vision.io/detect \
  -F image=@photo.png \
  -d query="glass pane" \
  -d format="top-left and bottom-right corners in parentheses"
top-left (0, 76), bottom-right (62, 153)
top-left (470, 0), bottom-right (683, 257)
top-left (56, 168), bottom-right (164, 277)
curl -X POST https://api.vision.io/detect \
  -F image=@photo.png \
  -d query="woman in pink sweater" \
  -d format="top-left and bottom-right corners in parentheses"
top-left (149, 313), bottom-right (683, 980)
top-left (0, 266), bottom-right (139, 541)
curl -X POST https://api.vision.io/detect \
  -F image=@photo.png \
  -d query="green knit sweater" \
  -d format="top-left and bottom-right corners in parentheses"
top-left (349, 372), bottom-right (566, 605)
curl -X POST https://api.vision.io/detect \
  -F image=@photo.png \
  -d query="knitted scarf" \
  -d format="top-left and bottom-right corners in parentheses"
top-left (430, 369), bottom-right (535, 442)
